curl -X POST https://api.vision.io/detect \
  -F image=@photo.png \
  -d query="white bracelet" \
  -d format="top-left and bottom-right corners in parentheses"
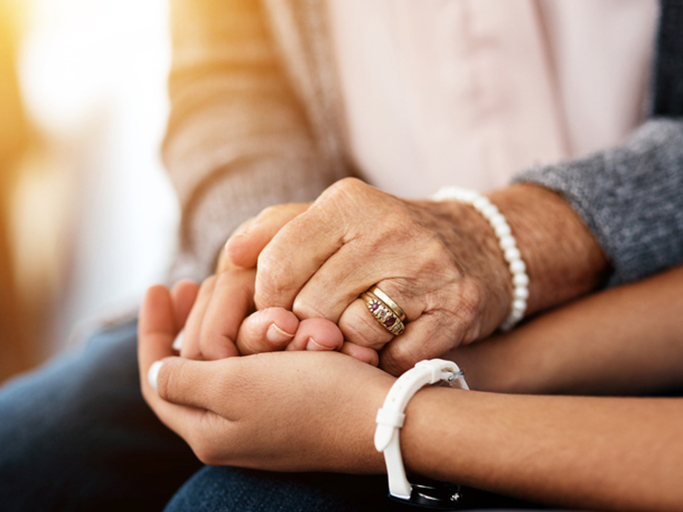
top-left (433, 186), bottom-right (529, 331)
top-left (375, 359), bottom-right (469, 505)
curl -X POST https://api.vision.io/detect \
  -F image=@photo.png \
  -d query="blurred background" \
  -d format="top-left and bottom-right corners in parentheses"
top-left (0, 0), bottom-right (179, 383)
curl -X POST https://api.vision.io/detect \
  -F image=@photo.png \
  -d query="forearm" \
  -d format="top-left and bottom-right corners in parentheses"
top-left (403, 388), bottom-right (683, 511)
top-left (452, 119), bottom-right (683, 320)
top-left (515, 119), bottom-right (683, 287)
top-left (488, 183), bottom-right (610, 314)
top-left (427, 182), bottom-right (609, 334)
top-left (448, 264), bottom-right (683, 395)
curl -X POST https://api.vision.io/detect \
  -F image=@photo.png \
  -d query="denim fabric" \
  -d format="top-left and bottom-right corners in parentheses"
top-left (165, 466), bottom-right (548, 512)
top-left (0, 319), bottom-right (201, 511)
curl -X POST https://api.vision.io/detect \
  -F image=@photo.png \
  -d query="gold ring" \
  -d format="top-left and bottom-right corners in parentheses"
top-left (368, 286), bottom-right (406, 321)
top-left (360, 288), bottom-right (406, 336)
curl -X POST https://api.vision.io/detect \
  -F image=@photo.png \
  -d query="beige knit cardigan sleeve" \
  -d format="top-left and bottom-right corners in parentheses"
top-left (162, 0), bottom-right (346, 281)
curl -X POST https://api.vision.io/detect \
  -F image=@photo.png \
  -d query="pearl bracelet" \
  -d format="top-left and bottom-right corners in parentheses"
top-left (432, 186), bottom-right (529, 331)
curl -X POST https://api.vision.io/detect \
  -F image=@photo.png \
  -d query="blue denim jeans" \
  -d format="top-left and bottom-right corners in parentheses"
top-left (0, 319), bottom-right (550, 511)
top-left (0, 319), bottom-right (201, 511)
top-left (165, 466), bottom-right (550, 512)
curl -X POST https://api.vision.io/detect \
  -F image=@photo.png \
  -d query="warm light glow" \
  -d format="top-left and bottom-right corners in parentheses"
top-left (20, 0), bottom-right (170, 138)
top-left (9, 0), bottom-right (179, 351)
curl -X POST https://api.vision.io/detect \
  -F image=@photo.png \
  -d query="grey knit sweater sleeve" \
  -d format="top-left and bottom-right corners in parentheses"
top-left (515, 119), bottom-right (683, 286)
top-left (163, 0), bottom-right (344, 281)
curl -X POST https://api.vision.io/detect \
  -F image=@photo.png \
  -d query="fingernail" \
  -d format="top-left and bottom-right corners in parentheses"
top-left (267, 323), bottom-right (295, 344)
top-left (305, 337), bottom-right (326, 351)
top-left (172, 331), bottom-right (184, 351)
top-left (148, 361), bottom-right (163, 391)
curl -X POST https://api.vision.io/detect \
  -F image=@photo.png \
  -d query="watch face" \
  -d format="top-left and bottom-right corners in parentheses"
top-left (389, 482), bottom-right (464, 510)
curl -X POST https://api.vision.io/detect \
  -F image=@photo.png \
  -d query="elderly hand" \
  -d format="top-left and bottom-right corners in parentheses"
top-left (224, 178), bottom-right (609, 375)
top-left (138, 285), bottom-right (391, 472)
top-left (228, 178), bottom-right (512, 374)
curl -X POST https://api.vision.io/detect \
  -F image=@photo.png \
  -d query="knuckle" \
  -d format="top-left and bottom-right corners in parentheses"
top-left (255, 251), bottom-right (293, 308)
top-left (385, 213), bottom-right (410, 236)
top-left (256, 249), bottom-right (280, 279)
top-left (421, 236), bottom-right (457, 274)
top-left (292, 295), bottom-right (328, 320)
top-left (422, 234), bottom-right (447, 261)
top-left (339, 312), bottom-right (388, 349)
top-left (441, 281), bottom-right (486, 342)
top-left (364, 210), bottom-right (410, 245)
top-left (156, 359), bottom-right (183, 402)
top-left (318, 178), bottom-right (368, 211)
top-left (457, 281), bottom-right (485, 318)
top-left (328, 177), bottom-right (365, 196)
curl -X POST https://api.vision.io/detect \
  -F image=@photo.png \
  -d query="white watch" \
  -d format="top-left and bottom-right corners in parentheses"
top-left (374, 359), bottom-right (469, 506)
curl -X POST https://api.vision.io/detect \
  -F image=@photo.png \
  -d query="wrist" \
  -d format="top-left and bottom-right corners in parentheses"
top-left (400, 386), bottom-right (469, 485)
top-left (433, 187), bottom-right (529, 330)
top-left (374, 359), bottom-right (469, 502)
top-left (412, 198), bottom-right (514, 335)
top-left (486, 184), bottom-right (610, 314)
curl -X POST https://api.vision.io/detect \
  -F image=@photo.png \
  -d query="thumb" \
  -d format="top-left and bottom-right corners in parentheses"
top-left (223, 203), bottom-right (310, 269)
top-left (149, 356), bottom-right (233, 413)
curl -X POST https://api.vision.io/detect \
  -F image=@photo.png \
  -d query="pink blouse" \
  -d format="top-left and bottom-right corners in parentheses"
top-left (327, 0), bottom-right (658, 197)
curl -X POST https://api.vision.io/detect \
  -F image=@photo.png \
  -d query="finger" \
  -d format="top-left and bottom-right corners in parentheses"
top-left (379, 311), bottom-right (467, 376)
top-left (337, 297), bottom-right (395, 350)
top-left (170, 279), bottom-right (200, 330)
top-left (138, 286), bottom-right (204, 438)
top-left (180, 276), bottom-right (218, 360)
top-left (340, 342), bottom-right (380, 366)
top-left (139, 285), bottom-right (177, 368)
top-left (224, 203), bottom-right (310, 269)
top-left (236, 307), bottom-right (299, 355)
top-left (289, 231), bottom-right (432, 320)
top-left (216, 218), bottom-right (258, 273)
top-left (152, 357), bottom-right (234, 415)
top-left (254, 180), bottom-right (375, 311)
top-left (199, 269), bottom-right (255, 360)
top-left (285, 317), bottom-right (344, 352)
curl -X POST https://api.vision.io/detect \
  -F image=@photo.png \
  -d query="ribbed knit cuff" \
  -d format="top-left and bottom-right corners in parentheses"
top-left (514, 119), bottom-right (683, 287)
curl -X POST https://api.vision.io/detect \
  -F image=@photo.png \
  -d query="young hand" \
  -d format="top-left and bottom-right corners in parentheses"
top-left (174, 267), bottom-right (378, 364)
top-left (139, 284), bottom-right (392, 472)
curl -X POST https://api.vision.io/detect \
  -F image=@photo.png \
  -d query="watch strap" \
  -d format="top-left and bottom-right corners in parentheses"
top-left (374, 359), bottom-right (469, 499)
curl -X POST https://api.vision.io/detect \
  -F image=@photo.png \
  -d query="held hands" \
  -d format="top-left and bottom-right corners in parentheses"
top-left (140, 178), bottom-right (612, 475)
top-left (139, 285), bottom-right (391, 473)
top-left (174, 266), bottom-right (379, 365)
top-left (225, 178), bottom-right (513, 374)
top-left (174, 269), bottom-right (340, 360)
top-left (174, 198), bottom-right (378, 365)
top-left (143, 177), bottom-right (510, 469)
top-left (173, 177), bottom-right (519, 374)
top-left (170, 178), bottom-right (606, 374)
